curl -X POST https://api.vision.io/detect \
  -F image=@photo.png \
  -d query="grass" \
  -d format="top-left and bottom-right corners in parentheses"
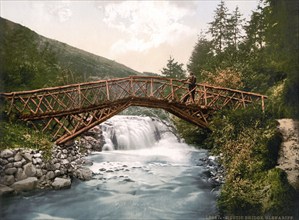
top-left (0, 119), bottom-right (53, 160)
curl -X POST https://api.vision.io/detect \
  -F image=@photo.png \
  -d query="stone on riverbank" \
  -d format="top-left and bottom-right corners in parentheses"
top-left (52, 177), bottom-right (71, 189)
top-left (0, 149), bottom-right (14, 158)
top-left (75, 168), bottom-right (93, 181)
top-left (0, 126), bottom-right (104, 195)
top-left (11, 177), bottom-right (38, 192)
top-left (0, 184), bottom-right (14, 196)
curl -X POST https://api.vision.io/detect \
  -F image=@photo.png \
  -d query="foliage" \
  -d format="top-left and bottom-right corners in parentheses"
top-left (0, 17), bottom-right (141, 92)
top-left (187, 35), bottom-right (215, 81)
top-left (161, 56), bottom-right (186, 79)
top-left (0, 120), bottom-right (53, 159)
top-left (205, 108), bottom-right (296, 216)
top-left (187, 0), bottom-right (298, 119)
top-left (172, 117), bottom-right (210, 147)
top-left (201, 67), bottom-right (243, 89)
top-left (208, 0), bottom-right (230, 54)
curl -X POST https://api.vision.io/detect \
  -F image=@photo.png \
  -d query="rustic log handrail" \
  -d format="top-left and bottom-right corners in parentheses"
top-left (0, 76), bottom-right (267, 145)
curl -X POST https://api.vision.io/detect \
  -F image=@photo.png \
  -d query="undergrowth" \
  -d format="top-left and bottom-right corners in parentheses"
top-left (0, 119), bottom-right (53, 160)
top-left (204, 107), bottom-right (297, 216)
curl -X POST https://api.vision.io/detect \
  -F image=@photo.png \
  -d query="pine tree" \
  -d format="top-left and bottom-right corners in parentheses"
top-left (244, 2), bottom-right (267, 53)
top-left (208, 0), bottom-right (230, 54)
top-left (161, 56), bottom-right (185, 79)
top-left (227, 6), bottom-right (245, 50)
top-left (187, 34), bottom-right (214, 81)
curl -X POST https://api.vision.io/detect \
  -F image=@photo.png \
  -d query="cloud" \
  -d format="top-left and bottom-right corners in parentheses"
top-left (98, 1), bottom-right (196, 55)
top-left (31, 1), bottom-right (72, 23)
top-left (47, 1), bottom-right (72, 22)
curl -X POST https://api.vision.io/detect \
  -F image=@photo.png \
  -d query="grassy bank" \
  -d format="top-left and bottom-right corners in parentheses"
top-left (204, 108), bottom-right (297, 216)
top-left (0, 118), bottom-right (53, 159)
top-left (173, 105), bottom-right (297, 216)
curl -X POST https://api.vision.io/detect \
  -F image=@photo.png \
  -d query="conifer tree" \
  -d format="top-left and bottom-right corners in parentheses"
top-left (208, 0), bottom-right (230, 54)
top-left (161, 56), bottom-right (185, 79)
top-left (187, 34), bottom-right (214, 81)
top-left (244, 2), bottom-right (267, 53)
top-left (227, 6), bottom-right (245, 50)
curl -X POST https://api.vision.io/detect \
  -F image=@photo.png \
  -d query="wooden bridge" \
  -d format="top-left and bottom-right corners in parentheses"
top-left (0, 76), bottom-right (266, 145)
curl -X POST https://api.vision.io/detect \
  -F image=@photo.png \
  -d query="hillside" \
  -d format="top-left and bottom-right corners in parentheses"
top-left (0, 17), bottom-right (143, 92)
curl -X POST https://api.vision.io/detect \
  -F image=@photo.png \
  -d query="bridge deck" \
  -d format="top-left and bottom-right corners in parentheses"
top-left (1, 76), bottom-right (267, 145)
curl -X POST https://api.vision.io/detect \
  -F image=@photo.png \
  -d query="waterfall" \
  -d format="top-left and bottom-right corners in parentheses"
top-left (100, 115), bottom-right (176, 151)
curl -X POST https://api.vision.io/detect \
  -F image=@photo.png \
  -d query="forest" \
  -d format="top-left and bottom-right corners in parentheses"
top-left (162, 0), bottom-right (298, 216)
top-left (0, 0), bottom-right (298, 217)
top-left (162, 0), bottom-right (298, 119)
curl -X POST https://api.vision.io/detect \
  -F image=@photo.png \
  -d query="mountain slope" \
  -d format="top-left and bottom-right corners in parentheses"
top-left (0, 17), bottom-right (143, 92)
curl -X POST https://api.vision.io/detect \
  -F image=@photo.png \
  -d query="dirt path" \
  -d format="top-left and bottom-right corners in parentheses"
top-left (277, 119), bottom-right (299, 191)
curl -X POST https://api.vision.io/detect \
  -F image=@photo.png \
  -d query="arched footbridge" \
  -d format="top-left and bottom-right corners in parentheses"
top-left (0, 76), bottom-right (267, 145)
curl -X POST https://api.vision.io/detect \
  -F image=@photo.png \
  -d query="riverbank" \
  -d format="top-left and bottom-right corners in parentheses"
top-left (203, 108), bottom-right (298, 216)
top-left (0, 127), bottom-right (102, 196)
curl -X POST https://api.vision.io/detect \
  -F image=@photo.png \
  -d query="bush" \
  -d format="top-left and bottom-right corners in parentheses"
top-left (205, 107), bottom-right (296, 216)
top-left (0, 120), bottom-right (52, 159)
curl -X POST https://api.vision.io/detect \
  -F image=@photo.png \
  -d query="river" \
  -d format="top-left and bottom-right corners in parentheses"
top-left (0, 116), bottom-right (219, 220)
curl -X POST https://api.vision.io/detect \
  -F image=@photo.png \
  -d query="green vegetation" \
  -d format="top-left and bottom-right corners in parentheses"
top-left (187, 0), bottom-right (298, 118)
top-left (174, 0), bottom-right (298, 216)
top-left (0, 17), bottom-right (142, 93)
top-left (204, 108), bottom-right (296, 215)
top-left (160, 56), bottom-right (186, 79)
top-left (172, 118), bottom-right (209, 146)
top-left (0, 119), bottom-right (52, 159)
top-left (0, 16), bottom-right (146, 153)
top-left (0, 0), bottom-right (297, 215)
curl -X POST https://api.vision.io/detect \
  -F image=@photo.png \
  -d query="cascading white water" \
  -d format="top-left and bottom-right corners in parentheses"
top-left (1, 115), bottom-right (219, 220)
top-left (100, 115), bottom-right (176, 151)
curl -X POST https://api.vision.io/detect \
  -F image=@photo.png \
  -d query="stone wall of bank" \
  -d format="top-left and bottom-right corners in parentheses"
top-left (0, 127), bottom-right (103, 196)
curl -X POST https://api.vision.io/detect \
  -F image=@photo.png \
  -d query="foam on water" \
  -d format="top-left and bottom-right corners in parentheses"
top-left (100, 115), bottom-right (175, 151)
top-left (0, 115), bottom-right (218, 220)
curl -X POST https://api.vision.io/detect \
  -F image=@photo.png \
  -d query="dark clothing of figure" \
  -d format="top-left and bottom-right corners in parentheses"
top-left (183, 74), bottom-right (196, 103)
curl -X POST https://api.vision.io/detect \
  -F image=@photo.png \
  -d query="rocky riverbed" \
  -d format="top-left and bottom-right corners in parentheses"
top-left (0, 123), bottom-right (226, 197)
top-left (0, 127), bottom-right (103, 196)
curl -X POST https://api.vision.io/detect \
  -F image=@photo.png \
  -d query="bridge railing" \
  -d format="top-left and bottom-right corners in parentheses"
top-left (0, 75), bottom-right (266, 120)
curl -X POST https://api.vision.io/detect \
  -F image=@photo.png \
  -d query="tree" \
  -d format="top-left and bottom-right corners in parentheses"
top-left (208, 0), bottom-right (230, 54)
top-left (244, 2), bottom-right (267, 53)
top-left (187, 34), bottom-right (215, 81)
top-left (265, 0), bottom-right (299, 118)
top-left (227, 6), bottom-right (245, 51)
top-left (201, 67), bottom-right (244, 89)
top-left (161, 56), bottom-right (185, 79)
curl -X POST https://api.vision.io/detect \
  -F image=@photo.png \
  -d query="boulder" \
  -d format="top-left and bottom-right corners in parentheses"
top-left (0, 149), bottom-right (14, 158)
top-left (52, 177), bottom-right (71, 189)
top-left (46, 171), bottom-right (55, 180)
top-left (23, 163), bottom-right (36, 177)
top-left (33, 153), bottom-right (42, 158)
top-left (0, 175), bottom-right (15, 185)
top-left (75, 168), bottom-right (93, 181)
top-left (0, 184), bottom-right (14, 196)
top-left (54, 163), bottom-right (61, 170)
top-left (45, 162), bottom-right (56, 171)
top-left (23, 152), bottom-right (32, 162)
top-left (5, 167), bottom-right (17, 175)
top-left (14, 152), bottom-right (23, 161)
top-left (0, 158), bottom-right (8, 165)
top-left (11, 177), bottom-right (38, 192)
top-left (36, 169), bottom-right (43, 178)
top-left (14, 161), bottom-right (23, 168)
top-left (15, 168), bottom-right (27, 181)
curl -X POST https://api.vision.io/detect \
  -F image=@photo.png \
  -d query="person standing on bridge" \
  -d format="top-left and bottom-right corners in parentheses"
top-left (183, 72), bottom-right (197, 103)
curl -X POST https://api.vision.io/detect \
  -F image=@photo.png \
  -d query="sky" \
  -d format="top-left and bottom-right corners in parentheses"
top-left (0, 0), bottom-right (259, 74)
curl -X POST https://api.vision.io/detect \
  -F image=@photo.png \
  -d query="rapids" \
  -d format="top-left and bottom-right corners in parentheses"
top-left (0, 116), bottom-right (219, 220)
